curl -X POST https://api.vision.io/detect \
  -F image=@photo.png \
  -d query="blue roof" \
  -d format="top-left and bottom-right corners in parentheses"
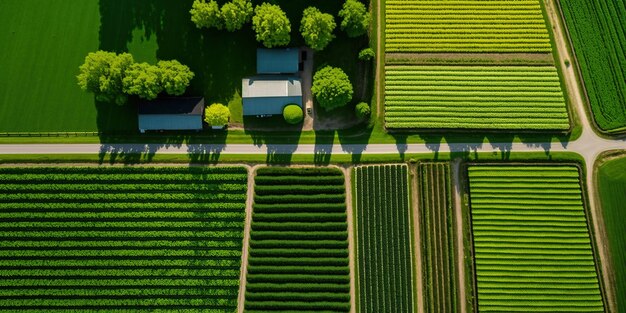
top-left (138, 115), bottom-right (203, 131)
top-left (257, 48), bottom-right (300, 74)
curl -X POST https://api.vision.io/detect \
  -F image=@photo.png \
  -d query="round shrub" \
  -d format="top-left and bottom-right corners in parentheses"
top-left (355, 102), bottom-right (371, 119)
top-left (283, 104), bottom-right (303, 124)
top-left (358, 48), bottom-right (375, 61)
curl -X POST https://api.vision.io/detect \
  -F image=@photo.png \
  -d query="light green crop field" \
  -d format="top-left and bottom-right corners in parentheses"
top-left (598, 157), bottom-right (626, 312)
top-left (468, 165), bottom-right (604, 312)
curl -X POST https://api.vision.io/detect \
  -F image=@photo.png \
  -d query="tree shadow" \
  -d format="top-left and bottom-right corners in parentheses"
top-left (187, 130), bottom-right (228, 164)
top-left (314, 130), bottom-right (335, 166)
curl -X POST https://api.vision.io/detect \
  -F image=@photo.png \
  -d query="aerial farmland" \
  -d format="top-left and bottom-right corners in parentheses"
top-left (0, 0), bottom-right (624, 312)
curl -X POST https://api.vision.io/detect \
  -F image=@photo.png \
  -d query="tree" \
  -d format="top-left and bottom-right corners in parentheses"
top-left (338, 0), bottom-right (370, 37)
top-left (158, 60), bottom-right (195, 96)
top-left (77, 51), bottom-right (134, 105)
top-left (300, 7), bottom-right (336, 51)
top-left (252, 3), bottom-right (291, 48)
top-left (190, 0), bottom-right (222, 30)
top-left (122, 63), bottom-right (163, 100)
top-left (355, 102), bottom-right (371, 119)
top-left (204, 103), bottom-right (230, 127)
top-left (312, 66), bottom-right (353, 111)
top-left (358, 48), bottom-right (375, 61)
top-left (283, 104), bottom-right (304, 124)
top-left (221, 0), bottom-right (253, 32)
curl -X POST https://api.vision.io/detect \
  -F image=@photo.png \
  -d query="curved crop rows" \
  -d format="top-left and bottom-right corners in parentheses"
top-left (0, 166), bottom-right (248, 311)
top-left (560, 0), bottom-right (626, 131)
top-left (354, 165), bottom-right (414, 313)
top-left (385, 0), bottom-right (552, 53)
top-left (468, 165), bottom-right (604, 312)
top-left (385, 65), bottom-right (569, 129)
top-left (418, 163), bottom-right (457, 313)
top-left (245, 167), bottom-right (350, 313)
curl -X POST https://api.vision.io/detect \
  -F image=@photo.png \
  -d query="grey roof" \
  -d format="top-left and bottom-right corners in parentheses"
top-left (257, 48), bottom-right (300, 74)
top-left (242, 77), bottom-right (302, 98)
top-left (138, 97), bottom-right (204, 115)
top-left (242, 76), bottom-right (303, 116)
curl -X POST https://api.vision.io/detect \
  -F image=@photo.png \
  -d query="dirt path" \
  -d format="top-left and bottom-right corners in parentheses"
top-left (375, 0), bottom-right (383, 118)
top-left (386, 52), bottom-right (553, 65)
top-left (409, 164), bottom-right (424, 313)
top-left (237, 164), bottom-right (257, 313)
top-left (450, 159), bottom-right (467, 313)
top-left (544, 1), bottom-right (616, 311)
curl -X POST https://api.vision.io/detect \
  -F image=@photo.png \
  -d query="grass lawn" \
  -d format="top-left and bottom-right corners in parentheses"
top-left (0, 0), bottom-right (103, 132)
top-left (597, 156), bottom-right (626, 312)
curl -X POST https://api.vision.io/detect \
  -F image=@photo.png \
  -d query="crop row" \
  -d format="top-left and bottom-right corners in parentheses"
top-left (468, 165), bottom-right (604, 312)
top-left (354, 165), bottom-right (414, 313)
top-left (0, 166), bottom-right (248, 310)
top-left (385, 0), bottom-right (551, 53)
top-left (418, 163), bottom-right (457, 313)
top-left (560, 0), bottom-right (626, 131)
top-left (384, 65), bottom-right (569, 130)
top-left (245, 167), bottom-right (350, 312)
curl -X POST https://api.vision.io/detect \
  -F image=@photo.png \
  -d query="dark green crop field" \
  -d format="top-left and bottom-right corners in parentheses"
top-left (0, 166), bottom-right (248, 311)
top-left (598, 157), bottom-right (626, 312)
top-left (245, 167), bottom-right (351, 313)
top-left (560, 0), bottom-right (626, 131)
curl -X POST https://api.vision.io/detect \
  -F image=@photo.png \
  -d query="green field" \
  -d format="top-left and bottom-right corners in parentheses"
top-left (560, 0), bottom-right (626, 132)
top-left (468, 165), bottom-right (604, 312)
top-left (598, 157), bottom-right (626, 312)
top-left (384, 66), bottom-right (569, 130)
top-left (385, 0), bottom-right (552, 53)
top-left (418, 163), bottom-right (457, 313)
top-left (354, 165), bottom-right (414, 313)
top-left (0, 166), bottom-right (248, 310)
top-left (245, 167), bottom-right (350, 312)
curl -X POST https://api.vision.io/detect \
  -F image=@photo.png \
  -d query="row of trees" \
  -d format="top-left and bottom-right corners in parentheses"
top-left (190, 0), bottom-right (370, 50)
top-left (77, 51), bottom-right (194, 104)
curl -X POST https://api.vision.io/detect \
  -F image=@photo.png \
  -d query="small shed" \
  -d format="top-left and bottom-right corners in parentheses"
top-left (242, 77), bottom-right (302, 116)
top-left (138, 97), bottom-right (205, 133)
top-left (257, 48), bottom-right (300, 74)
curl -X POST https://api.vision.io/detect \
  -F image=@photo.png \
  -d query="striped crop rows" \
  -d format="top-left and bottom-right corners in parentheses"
top-left (0, 166), bottom-right (248, 311)
top-left (468, 165), bottom-right (604, 312)
top-left (385, 0), bottom-right (552, 53)
top-left (354, 165), bottom-right (414, 313)
top-left (418, 163), bottom-right (457, 313)
top-left (245, 167), bottom-right (350, 312)
top-left (385, 65), bottom-right (570, 130)
top-left (560, 0), bottom-right (626, 131)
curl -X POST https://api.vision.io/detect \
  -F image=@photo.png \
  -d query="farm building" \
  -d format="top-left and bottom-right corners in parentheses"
top-left (138, 97), bottom-right (205, 133)
top-left (257, 48), bottom-right (301, 74)
top-left (242, 77), bottom-right (303, 116)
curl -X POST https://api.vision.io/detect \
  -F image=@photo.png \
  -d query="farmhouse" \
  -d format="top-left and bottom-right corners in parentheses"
top-left (138, 97), bottom-right (205, 133)
top-left (242, 77), bottom-right (303, 116)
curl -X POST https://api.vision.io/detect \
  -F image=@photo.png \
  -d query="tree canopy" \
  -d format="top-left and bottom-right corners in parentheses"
top-left (77, 51), bottom-right (134, 105)
top-left (122, 63), bottom-right (163, 101)
top-left (283, 104), bottom-right (304, 124)
top-left (158, 60), bottom-right (195, 96)
top-left (221, 0), bottom-right (253, 32)
top-left (252, 3), bottom-right (291, 48)
top-left (311, 66), bottom-right (354, 112)
top-left (355, 102), bottom-right (371, 119)
top-left (358, 48), bottom-right (375, 61)
top-left (190, 0), bottom-right (223, 30)
top-left (204, 103), bottom-right (231, 127)
top-left (300, 7), bottom-right (336, 51)
top-left (338, 0), bottom-right (370, 37)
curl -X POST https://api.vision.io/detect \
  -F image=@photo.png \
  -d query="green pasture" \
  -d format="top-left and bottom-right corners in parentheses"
top-left (598, 157), bottom-right (626, 312)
